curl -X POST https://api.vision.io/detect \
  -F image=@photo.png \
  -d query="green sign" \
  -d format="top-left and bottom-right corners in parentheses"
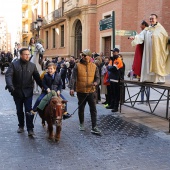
top-left (99, 17), bottom-right (113, 31)
top-left (99, 17), bottom-right (137, 37)
top-left (115, 30), bottom-right (137, 36)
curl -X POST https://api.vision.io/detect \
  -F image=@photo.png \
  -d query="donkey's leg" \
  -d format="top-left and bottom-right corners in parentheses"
top-left (47, 120), bottom-right (53, 139)
top-left (55, 118), bottom-right (62, 141)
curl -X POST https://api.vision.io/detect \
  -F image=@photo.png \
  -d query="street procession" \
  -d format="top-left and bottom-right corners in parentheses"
top-left (0, 0), bottom-right (170, 169)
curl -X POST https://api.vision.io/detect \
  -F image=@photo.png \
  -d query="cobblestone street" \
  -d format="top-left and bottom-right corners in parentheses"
top-left (1, 74), bottom-right (170, 170)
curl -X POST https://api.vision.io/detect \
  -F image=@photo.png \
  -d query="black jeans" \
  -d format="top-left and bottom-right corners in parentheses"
top-left (106, 85), bottom-right (111, 105)
top-left (110, 82), bottom-right (120, 110)
top-left (61, 77), bottom-right (66, 89)
top-left (77, 92), bottom-right (97, 128)
top-left (13, 95), bottom-right (34, 131)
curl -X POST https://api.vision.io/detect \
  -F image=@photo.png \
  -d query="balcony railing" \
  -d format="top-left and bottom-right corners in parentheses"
top-left (42, 7), bottom-right (63, 26)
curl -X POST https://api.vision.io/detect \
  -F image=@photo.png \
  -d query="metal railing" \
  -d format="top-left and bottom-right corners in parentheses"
top-left (42, 8), bottom-right (63, 26)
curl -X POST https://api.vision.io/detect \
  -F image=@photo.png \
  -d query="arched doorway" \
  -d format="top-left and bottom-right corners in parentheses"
top-left (74, 20), bottom-right (82, 58)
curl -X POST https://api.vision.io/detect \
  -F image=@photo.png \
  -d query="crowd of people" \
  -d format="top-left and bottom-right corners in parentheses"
top-left (4, 13), bottom-right (169, 138)
top-left (4, 45), bottom-right (125, 136)
top-left (0, 50), bottom-right (13, 74)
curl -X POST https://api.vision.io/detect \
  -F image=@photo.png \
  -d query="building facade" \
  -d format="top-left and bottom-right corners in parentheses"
top-left (22, 0), bottom-right (33, 47)
top-left (31, 0), bottom-right (170, 70)
top-left (0, 17), bottom-right (11, 52)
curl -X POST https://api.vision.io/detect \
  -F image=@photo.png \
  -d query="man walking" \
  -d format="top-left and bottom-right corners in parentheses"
top-left (70, 49), bottom-right (101, 135)
top-left (5, 48), bottom-right (42, 136)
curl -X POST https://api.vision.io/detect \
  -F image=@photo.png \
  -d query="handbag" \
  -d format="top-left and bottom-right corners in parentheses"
top-left (103, 71), bottom-right (110, 85)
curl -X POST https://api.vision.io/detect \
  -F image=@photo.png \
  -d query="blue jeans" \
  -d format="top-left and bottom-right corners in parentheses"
top-left (13, 95), bottom-right (34, 131)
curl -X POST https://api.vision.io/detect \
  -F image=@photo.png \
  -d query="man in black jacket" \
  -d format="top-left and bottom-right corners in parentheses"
top-left (5, 48), bottom-right (42, 136)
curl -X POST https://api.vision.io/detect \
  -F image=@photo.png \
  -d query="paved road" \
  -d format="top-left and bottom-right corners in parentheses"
top-left (0, 74), bottom-right (170, 170)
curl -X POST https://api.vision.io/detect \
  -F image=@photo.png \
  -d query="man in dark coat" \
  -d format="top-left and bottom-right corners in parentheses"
top-left (5, 48), bottom-right (42, 136)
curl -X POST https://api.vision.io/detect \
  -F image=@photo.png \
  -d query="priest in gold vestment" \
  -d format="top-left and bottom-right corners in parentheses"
top-left (129, 14), bottom-right (170, 83)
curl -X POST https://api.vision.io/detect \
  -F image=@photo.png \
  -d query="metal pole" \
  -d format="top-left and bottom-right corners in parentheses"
top-left (38, 27), bottom-right (40, 38)
top-left (112, 11), bottom-right (115, 49)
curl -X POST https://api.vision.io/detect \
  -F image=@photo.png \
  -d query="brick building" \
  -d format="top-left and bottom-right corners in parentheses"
top-left (31, 0), bottom-right (170, 71)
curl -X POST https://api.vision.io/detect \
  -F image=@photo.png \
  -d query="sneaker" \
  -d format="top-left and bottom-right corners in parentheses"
top-left (91, 127), bottom-right (101, 135)
top-left (106, 105), bottom-right (113, 109)
top-left (28, 130), bottom-right (35, 136)
top-left (104, 104), bottom-right (109, 108)
top-left (79, 124), bottom-right (85, 131)
top-left (63, 112), bottom-right (71, 120)
top-left (17, 127), bottom-right (24, 133)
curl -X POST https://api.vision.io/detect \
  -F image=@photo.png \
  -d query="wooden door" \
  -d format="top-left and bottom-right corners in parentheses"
top-left (104, 36), bottom-right (111, 57)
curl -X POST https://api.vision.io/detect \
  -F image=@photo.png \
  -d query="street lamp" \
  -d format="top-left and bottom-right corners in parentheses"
top-left (34, 17), bottom-right (43, 38)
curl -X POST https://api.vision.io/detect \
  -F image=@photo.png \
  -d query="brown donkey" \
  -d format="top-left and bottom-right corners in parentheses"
top-left (40, 96), bottom-right (67, 141)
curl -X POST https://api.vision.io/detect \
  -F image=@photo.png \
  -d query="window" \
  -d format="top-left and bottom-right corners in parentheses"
top-left (61, 25), bottom-right (64, 47)
top-left (46, 31), bottom-right (48, 49)
top-left (52, 28), bottom-right (56, 48)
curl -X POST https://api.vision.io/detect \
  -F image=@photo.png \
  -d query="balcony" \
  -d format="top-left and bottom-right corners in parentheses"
top-left (64, 0), bottom-right (81, 16)
top-left (42, 8), bottom-right (65, 27)
top-left (22, 0), bottom-right (28, 9)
